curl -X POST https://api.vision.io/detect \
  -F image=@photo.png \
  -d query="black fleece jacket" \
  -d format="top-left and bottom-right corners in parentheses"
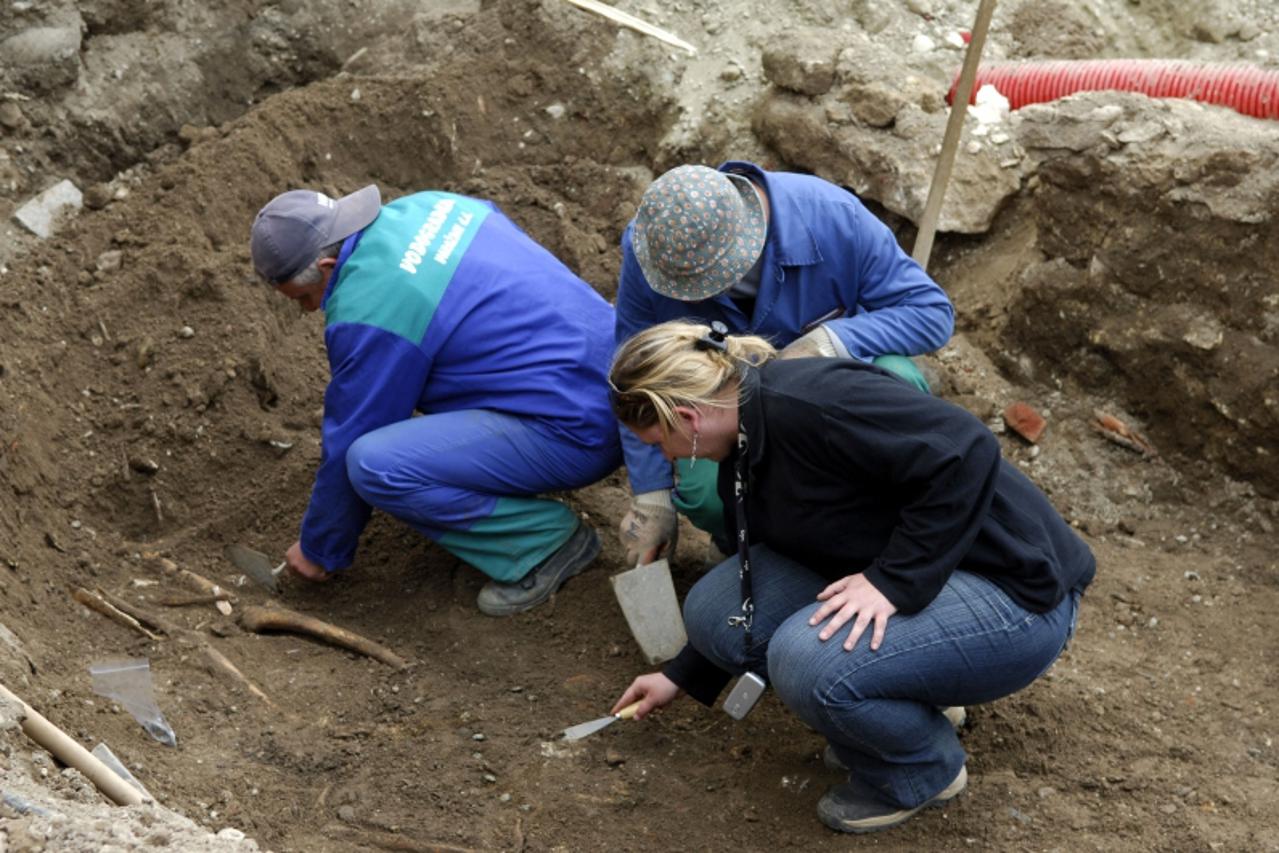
top-left (663, 358), bottom-right (1096, 705)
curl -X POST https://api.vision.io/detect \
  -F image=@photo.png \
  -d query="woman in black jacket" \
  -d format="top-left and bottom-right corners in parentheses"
top-left (608, 320), bottom-right (1094, 834)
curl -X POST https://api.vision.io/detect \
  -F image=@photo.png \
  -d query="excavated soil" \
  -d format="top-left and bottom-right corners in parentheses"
top-left (1, 1), bottom-right (1278, 851)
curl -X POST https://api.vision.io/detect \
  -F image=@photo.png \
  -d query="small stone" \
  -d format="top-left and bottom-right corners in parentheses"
top-left (911, 34), bottom-right (936, 53)
top-left (720, 64), bottom-right (743, 81)
top-left (350, 88), bottom-right (362, 102)
top-left (472, 733), bottom-right (486, 741)
top-left (482, 773), bottom-right (497, 784)
top-left (1160, 803), bottom-right (1177, 815)
top-left (544, 103), bottom-right (566, 120)
top-left (965, 140), bottom-right (983, 154)
top-left (499, 792), bottom-right (512, 803)
top-left (215, 828), bottom-right (246, 841)
top-left (1037, 786), bottom-right (1056, 798)
top-left (337, 805), bottom-right (356, 822)
top-left (177, 326), bottom-right (195, 339)
top-left (83, 184), bottom-right (114, 210)
top-left (605, 749), bottom-right (625, 767)
top-left (96, 250), bottom-right (123, 273)
top-left (0, 102), bottom-right (24, 129)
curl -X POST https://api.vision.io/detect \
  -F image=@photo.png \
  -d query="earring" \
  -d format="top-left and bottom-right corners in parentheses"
top-left (690, 431), bottom-right (699, 469)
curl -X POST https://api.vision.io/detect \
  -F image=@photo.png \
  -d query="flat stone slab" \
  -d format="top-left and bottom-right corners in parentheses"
top-left (13, 179), bottom-right (82, 238)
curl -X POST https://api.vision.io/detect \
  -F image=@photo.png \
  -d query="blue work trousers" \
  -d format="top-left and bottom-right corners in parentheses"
top-left (683, 544), bottom-right (1081, 808)
top-left (346, 409), bottom-right (620, 582)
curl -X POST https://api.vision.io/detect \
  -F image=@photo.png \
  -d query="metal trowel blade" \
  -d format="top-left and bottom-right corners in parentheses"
top-left (560, 701), bottom-right (641, 741)
top-left (561, 714), bottom-right (621, 741)
top-left (224, 544), bottom-right (283, 592)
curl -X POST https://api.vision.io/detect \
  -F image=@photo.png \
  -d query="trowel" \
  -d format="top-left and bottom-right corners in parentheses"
top-left (610, 559), bottom-right (687, 665)
top-left (224, 544), bottom-right (285, 593)
top-left (560, 701), bottom-right (641, 741)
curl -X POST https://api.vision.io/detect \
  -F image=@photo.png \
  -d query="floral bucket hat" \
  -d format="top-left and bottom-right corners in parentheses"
top-left (633, 165), bottom-right (767, 301)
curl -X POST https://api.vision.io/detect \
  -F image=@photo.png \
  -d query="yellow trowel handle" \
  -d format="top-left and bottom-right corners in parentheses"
top-left (616, 701), bottom-right (642, 720)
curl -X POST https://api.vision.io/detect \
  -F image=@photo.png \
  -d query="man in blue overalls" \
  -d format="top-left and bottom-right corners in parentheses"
top-left (615, 163), bottom-right (955, 565)
top-left (250, 185), bottom-right (620, 615)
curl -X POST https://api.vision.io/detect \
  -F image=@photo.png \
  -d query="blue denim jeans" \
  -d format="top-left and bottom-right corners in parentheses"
top-left (683, 544), bottom-right (1082, 808)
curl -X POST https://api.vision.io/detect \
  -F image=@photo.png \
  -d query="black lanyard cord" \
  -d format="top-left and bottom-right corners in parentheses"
top-left (726, 426), bottom-right (754, 648)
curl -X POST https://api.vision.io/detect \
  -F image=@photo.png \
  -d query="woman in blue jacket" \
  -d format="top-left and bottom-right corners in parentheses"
top-left (607, 321), bottom-right (1094, 834)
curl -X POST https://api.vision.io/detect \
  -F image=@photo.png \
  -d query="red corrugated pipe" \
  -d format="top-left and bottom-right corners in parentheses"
top-left (947, 60), bottom-right (1279, 121)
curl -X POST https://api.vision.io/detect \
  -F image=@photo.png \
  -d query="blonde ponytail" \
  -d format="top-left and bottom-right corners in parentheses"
top-left (609, 321), bottom-right (776, 434)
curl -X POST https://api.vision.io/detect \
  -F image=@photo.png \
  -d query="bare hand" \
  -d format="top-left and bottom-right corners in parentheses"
top-left (285, 540), bottom-right (329, 583)
top-left (611, 672), bottom-right (683, 720)
top-left (810, 574), bottom-right (897, 651)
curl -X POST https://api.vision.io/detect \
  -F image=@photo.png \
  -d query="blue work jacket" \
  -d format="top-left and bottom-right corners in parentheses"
top-left (301, 192), bottom-right (618, 570)
top-left (614, 161), bottom-right (955, 493)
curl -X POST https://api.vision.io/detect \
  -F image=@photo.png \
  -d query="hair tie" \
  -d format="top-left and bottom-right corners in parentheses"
top-left (694, 320), bottom-right (729, 353)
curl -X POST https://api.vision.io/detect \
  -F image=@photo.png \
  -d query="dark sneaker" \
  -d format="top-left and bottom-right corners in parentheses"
top-left (822, 707), bottom-right (967, 771)
top-left (476, 523), bottom-right (600, 616)
top-left (817, 765), bottom-right (967, 834)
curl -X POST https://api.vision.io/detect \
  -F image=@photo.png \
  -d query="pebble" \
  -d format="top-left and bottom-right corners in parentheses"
top-left (472, 733), bottom-right (486, 741)
top-left (1037, 786), bottom-right (1056, 798)
top-left (482, 773), bottom-right (497, 784)
top-left (605, 749), bottom-right (625, 767)
top-left (337, 805), bottom-right (356, 822)
top-left (177, 326), bottom-right (194, 339)
top-left (544, 103), bottom-right (566, 120)
top-left (215, 828), bottom-right (246, 841)
top-left (499, 793), bottom-right (512, 803)
top-left (911, 34), bottom-right (936, 53)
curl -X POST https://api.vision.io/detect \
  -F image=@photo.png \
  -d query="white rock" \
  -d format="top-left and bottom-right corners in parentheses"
top-left (215, 828), bottom-right (246, 841)
top-left (544, 102), bottom-right (566, 120)
top-left (13, 179), bottom-right (83, 239)
top-left (911, 34), bottom-right (936, 53)
top-left (945, 31), bottom-right (967, 49)
top-left (970, 84), bottom-right (1010, 125)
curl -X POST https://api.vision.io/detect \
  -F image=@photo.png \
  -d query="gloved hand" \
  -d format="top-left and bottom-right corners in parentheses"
top-left (618, 490), bottom-right (679, 566)
top-left (779, 324), bottom-right (839, 359)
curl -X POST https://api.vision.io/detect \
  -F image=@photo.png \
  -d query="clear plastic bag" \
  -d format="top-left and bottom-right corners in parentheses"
top-left (89, 658), bottom-right (176, 747)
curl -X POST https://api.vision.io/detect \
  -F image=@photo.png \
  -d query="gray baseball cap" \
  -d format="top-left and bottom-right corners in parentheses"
top-left (250, 185), bottom-right (382, 284)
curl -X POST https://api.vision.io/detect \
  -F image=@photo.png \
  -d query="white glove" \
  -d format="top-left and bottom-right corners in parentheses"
top-left (619, 490), bottom-right (678, 567)
top-left (779, 324), bottom-right (839, 359)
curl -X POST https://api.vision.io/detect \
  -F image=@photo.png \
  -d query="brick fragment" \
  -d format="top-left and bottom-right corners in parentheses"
top-left (1003, 401), bottom-right (1046, 443)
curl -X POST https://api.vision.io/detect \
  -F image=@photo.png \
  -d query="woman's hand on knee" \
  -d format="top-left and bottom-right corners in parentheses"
top-left (613, 672), bottom-right (683, 720)
top-left (811, 574), bottom-right (898, 652)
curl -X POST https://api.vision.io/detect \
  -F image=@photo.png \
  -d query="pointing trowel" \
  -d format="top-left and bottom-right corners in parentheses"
top-left (560, 701), bottom-right (642, 741)
top-left (224, 544), bottom-right (286, 593)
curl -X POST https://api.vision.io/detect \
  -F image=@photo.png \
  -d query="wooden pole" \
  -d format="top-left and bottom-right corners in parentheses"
top-left (0, 683), bottom-right (146, 806)
top-left (911, 0), bottom-right (998, 271)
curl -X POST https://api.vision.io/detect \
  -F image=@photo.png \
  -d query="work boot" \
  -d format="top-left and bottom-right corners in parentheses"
top-left (817, 766), bottom-right (967, 834)
top-left (822, 707), bottom-right (967, 771)
top-left (476, 522), bottom-right (600, 616)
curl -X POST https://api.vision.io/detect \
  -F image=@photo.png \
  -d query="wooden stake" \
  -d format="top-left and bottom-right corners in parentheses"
top-left (202, 645), bottom-right (278, 710)
top-left (562, 0), bottom-right (697, 55)
top-left (71, 587), bottom-right (161, 642)
top-left (239, 605), bottom-right (409, 670)
top-left (0, 683), bottom-right (145, 806)
top-left (911, 0), bottom-right (998, 271)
